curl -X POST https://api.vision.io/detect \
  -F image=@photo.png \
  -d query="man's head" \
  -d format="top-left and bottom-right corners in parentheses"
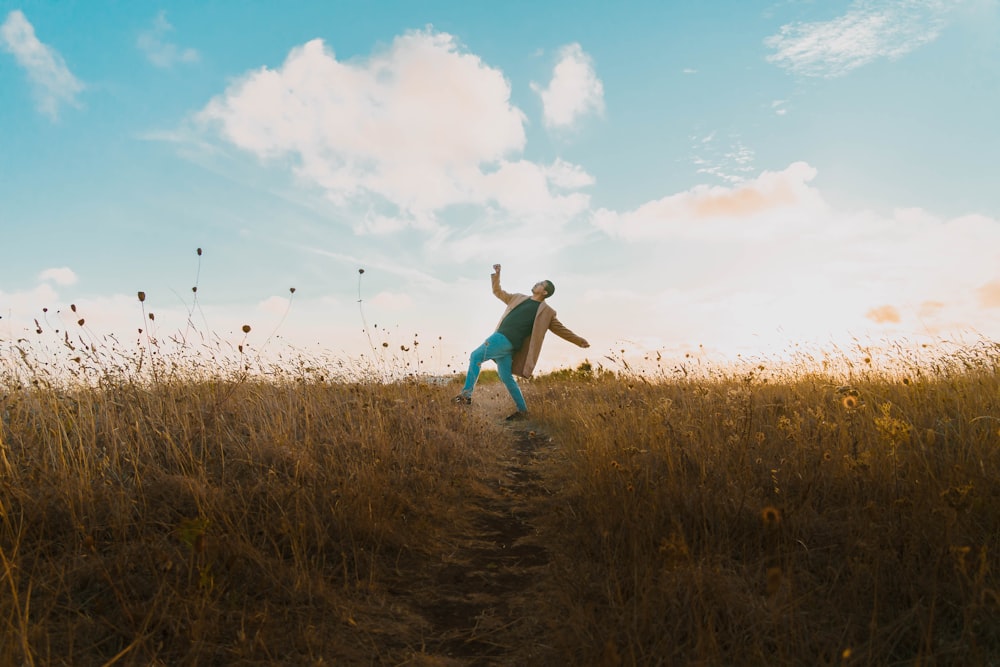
top-left (532, 280), bottom-right (555, 299)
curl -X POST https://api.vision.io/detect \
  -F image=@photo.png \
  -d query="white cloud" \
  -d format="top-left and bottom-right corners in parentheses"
top-left (765, 0), bottom-right (960, 77)
top-left (594, 161), bottom-right (822, 241)
top-left (197, 30), bottom-right (592, 225)
top-left (137, 10), bottom-right (199, 68)
top-left (531, 43), bottom-right (605, 129)
top-left (582, 162), bottom-right (1000, 356)
top-left (0, 284), bottom-right (59, 320)
top-left (545, 158), bottom-right (597, 190)
top-left (479, 160), bottom-right (592, 218)
top-left (38, 267), bottom-right (78, 286)
top-left (0, 10), bottom-right (84, 119)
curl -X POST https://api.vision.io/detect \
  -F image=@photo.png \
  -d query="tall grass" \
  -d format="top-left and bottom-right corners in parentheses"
top-left (0, 337), bottom-right (505, 665)
top-left (529, 345), bottom-right (1000, 665)
top-left (1, 330), bottom-right (998, 665)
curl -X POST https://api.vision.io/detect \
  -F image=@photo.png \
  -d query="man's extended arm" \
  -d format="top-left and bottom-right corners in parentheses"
top-left (549, 316), bottom-right (590, 348)
top-left (491, 263), bottom-right (516, 304)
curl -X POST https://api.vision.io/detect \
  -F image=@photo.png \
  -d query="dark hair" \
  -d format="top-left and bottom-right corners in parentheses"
top-left (543, 280), bottom-right (555, 298)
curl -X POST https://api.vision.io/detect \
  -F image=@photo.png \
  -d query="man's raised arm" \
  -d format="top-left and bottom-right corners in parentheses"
top-left (492, 263), bottom-right (514, 303)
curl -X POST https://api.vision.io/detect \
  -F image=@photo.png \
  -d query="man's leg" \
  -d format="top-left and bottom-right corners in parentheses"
top-left (494, 353), bottom-right (528, 413)
top-left (460, 332), bottom-right (509, 398)
top-left (460, 342), bottom-right (488, 398)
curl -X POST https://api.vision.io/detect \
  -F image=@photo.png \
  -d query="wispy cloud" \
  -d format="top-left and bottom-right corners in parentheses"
top-left (690, 132), bottom-right (757, 184)
top-left (0, 10), bottom-right (83, 119)
top-left (137, 10), bottom-right (199, 68)
top-left (866, 304), bottom-right (902, 323)
top-left (531, 43), bottom-right (605, 129)
top-left (977, 281), bottom-right (1000, 308)
top-left (765, 0), bottom-right (960, 77)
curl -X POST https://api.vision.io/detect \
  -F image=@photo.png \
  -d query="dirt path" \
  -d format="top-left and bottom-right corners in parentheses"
top-left (404, 408), bottom-right (558, 665)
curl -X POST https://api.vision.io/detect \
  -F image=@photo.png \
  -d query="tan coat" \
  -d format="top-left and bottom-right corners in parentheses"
top-left (492, 272), bottom-right (588, 378)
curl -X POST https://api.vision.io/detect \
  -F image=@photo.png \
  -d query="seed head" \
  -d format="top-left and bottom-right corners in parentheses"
top-left (192, 286), bottom-right (197, 293)
top-left (77, 319), bottom-right (85, 326)
top-left (197, 248), bottom-right (203, 256)
top-left (761, 505), bottom-right (781, 527)
top-left (137, 291), bottom-right (146, 302)
top-left (71, 304), bottom-right (77, 313)
top-left (242, 325), bottom-right (251, 334)
top-left (148, 313), bottom-right (155, 321)
top-left (289, 287), bottom-right (296, 294)
top-left (358, 268), bottom-right (365, 274)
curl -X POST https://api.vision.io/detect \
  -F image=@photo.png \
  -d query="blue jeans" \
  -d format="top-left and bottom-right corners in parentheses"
top-left (461, 332), bottom-right (527, 412)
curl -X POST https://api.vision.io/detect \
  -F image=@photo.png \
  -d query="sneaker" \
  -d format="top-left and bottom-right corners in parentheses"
top-left (505, 410), bottom-right (528, 422)
top-left (451, 394), bottom-right (472, 405)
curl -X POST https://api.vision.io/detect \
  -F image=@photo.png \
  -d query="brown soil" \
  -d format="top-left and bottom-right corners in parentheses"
top-left (388, 393), bottom-right (558, 665)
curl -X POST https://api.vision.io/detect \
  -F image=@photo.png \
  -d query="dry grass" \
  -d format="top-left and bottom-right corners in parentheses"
top-left (0, 338), bottom-right (508, 665)
top-left (528, 345), bottom-right (1000, 666)
top-left (1, 333), bottom-right (998, 665)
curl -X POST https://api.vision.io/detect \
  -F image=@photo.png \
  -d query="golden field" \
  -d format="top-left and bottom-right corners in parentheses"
top-left (1, 338), bottom-right (997, 665)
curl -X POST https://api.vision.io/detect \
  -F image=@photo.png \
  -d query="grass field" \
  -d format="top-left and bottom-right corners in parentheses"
top-left (1, 339), bottom-right (998, 665)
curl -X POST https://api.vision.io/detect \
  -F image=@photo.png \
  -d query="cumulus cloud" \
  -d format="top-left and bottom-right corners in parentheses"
top-left (531, 43), bottom-right (605, 129)
top-left (765, 0), bottom-right (960, 77)
top-left (0, 10), bottom-right (84, 119)
top-left (137, 10), bottom-right (199, 68)
top-left (196, 30), bottom-right (590, 227)
top-left (584, 162), bottom-right (1000, 352)
top-left (593, 161), bottom-right (822, 240)
top-left (38, 267), bottom-right (78, 286)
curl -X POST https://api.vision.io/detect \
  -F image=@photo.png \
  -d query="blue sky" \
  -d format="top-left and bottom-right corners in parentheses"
top-left (3, 0), bottom-right (999, 374)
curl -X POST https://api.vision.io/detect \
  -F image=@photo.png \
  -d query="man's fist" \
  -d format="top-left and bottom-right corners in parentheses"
top-left (492, 264), bottom-right (501, 274)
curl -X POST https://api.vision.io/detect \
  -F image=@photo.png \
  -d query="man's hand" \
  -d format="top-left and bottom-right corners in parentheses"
top-left (492, 264), bottom-right (501, 275)
top-left (580, 340), bottom-right (590, 348)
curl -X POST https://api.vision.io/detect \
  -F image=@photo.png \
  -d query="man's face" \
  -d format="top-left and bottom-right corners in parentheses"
top-left (532, 281), bottom-right (548, 297)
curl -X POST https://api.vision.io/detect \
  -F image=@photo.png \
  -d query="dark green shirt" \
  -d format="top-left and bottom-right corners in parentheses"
top-left (496, 299), bottom-right (541, 352)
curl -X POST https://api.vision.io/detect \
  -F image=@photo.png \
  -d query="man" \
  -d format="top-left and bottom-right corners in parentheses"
top-left (453, 263), bottom-right (590, 421)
